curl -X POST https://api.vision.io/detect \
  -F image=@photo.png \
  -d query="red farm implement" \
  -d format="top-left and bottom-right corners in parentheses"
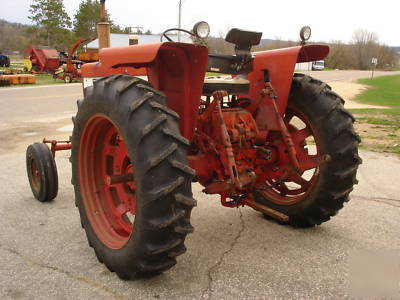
top-left (26, 47), bottom-right (60, 73)
top-left (26, 0), bottom-right (361, 279)
top-left (53, 38), bottom-right (93, 83)
top-left (27, 38), bottom-right (93, 83)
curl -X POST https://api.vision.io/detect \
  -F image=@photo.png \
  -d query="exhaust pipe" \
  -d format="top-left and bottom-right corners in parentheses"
top-left (97, 0), bottom-right (110, 49)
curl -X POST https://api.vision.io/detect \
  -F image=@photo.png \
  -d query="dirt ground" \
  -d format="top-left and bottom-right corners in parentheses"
top-left (356, 122), bottom-right (399, 150)
top-left (0, 115), bottom-right (73, 155)
top-left (325, 78), bottom-right (400, 155)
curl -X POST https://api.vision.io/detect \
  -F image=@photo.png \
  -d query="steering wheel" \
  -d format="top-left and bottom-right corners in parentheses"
top-left (160, 28), bottom-right (196, 42)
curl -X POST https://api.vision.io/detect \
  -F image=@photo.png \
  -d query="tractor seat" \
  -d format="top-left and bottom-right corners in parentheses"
top-left (202, 76), bottom-right (250, 96)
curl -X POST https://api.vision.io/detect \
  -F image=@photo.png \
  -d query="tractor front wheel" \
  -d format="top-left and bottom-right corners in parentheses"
top-left (64, 74), bottom-right (72, 83)
top-left (71, 75), bottom-right (196, 279)
top-left (255, 74), bottom-right (362, 227)
top-left (26, 143), bottom-right (58, 202)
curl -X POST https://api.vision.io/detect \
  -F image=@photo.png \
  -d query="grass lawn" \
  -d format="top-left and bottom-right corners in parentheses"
top-left (356, 75), bottom-right (400, 106)
top-left (34, 74), bottom-right (62, 85)
top-left (350, 75), bottom-right (400, 155)
top-left (350, 108), bottom-right (400, 155)
top-left (205, 72), bottom-right (227, 77)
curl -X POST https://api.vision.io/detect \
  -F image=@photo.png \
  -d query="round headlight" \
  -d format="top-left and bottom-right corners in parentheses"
top-left (300, 26), bottom-right (312, 41)
top-left (193, 21), bottom-right (210, 39)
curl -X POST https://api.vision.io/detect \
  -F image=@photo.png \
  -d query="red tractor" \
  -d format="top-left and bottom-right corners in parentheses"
top-left (26, 18), bottom-right (361, 279)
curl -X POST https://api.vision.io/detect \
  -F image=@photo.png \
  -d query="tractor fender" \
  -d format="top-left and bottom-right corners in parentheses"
top-left (82, 43), bottom-right (168, 77)
top-left (246, 44), bottom-right (329, 130)
top-left (82, 42), bottom-right (209, 141)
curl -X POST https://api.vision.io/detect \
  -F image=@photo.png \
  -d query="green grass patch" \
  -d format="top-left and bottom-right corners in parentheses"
top-left (350, 107), bottom-right (400, 156)
top-left (355, 75), bottom-right (400, 107)
top-left (349, 108), bottom-right (400, 117)
top-left (205, 72), bottom-right (227, 77)
top-left (350, 108), bottom-right (400, 129)
top-left (357, 117), bottom-right (399, 128)
top-left (35, 74), bottom-right (64, 85)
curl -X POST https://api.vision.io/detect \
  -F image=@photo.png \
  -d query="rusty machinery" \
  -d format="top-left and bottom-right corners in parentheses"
top-left (26, 1), bottom-right (361, 279)
top-left (53, 37), bottom-right (94, 83)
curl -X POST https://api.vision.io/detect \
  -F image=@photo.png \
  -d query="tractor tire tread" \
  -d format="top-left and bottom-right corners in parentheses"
top-left (149, 101), bottom-right (181, 120)
top-left (117, 78), bottom-right (141, 96)
top-left (139, 114), bottom-right (168, 140)
top-left (26, 143), bottom-right (58, 202)
top-left (162, 128), bottom-right (190, 146)
top-left (168, 244), bottom-right (187, 257)
top-left (72, 74), bottom-right (195, 278)
top-left (256, 74), bottom-right (361, 227)
top-left (175, 193), bottom-right (197, 208)
top-left (129, 92), bottom-right (154, 112)
top-left (148, 176), bottom-right (185, 202)
top-left (147, 209), bottom-right (186, 229)
top-left (143, 238), bottom-right (183, 255)
top-left (169, 159), bottom-right (196, 176)
top-left (144, 143), bottom-right (178, 171)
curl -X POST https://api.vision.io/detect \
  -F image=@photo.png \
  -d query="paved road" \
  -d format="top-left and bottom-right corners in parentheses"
top-left (0, 150), bottom-right (399, 299)
top-left (0, 84), bottom-right (81, 122)
top-left (1, 70), bottom-right (399, 122)
top-left (0, 71), bottom-right (399, 299)
top-left (0, 84), bottom-right (81, 154)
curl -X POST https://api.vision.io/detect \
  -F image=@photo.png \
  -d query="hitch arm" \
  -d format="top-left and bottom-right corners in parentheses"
top-left (212, 91), bottom-right (242, 190)
top-left (262, 83), bottom-right (301, 172)
top-left (43, 139), bottom-right (72, 158)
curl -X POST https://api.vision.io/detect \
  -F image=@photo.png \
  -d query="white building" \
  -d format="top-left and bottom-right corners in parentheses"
top-left (295, 62), bottom-right (313, 71)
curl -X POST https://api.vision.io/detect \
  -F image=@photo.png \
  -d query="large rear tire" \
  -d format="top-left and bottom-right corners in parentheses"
top-left (255, 74), bottom-right (362, 227)
top-left (71, 74), bottom-right (196, 279)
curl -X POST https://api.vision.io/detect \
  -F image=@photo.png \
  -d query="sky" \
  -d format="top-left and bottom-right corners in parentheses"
top-left (1, 0), bottom-right (399, 46)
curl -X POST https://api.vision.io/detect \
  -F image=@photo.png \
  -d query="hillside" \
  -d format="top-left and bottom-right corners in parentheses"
top-left (0, 19), bottom-right (33, 53)
top-left (392, 46), bottom-right (400, 54)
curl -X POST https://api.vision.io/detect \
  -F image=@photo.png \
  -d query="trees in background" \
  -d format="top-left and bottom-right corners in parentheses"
top-left (0, 20), bottom-right (32, 52)
top-left (74, 0), bottom-right (102, 39)
top-left (22, 0), bottom-right (145, 50)
top-left (29, 0), bottom-right (72, 49)
top-left (325, 40), bottom-right (353, 70)
top-left (206, 29), bottom-right (399, 70)
top-left (3, 2), bottom-right (400, 70)
top-left (352, 29), bottom-right (379, 70)
top-left (325, 30), bottom-right (399, 70)
top-left (73, 0), bottom-right (134, 37)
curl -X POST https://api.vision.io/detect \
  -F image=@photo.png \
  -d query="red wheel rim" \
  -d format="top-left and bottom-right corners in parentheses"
top-left (79, 114), bottom-right (136, 249)
top-left (29, 155), bottom-right (41, 194)
top-left (258, 105), bottom-right (321, 205)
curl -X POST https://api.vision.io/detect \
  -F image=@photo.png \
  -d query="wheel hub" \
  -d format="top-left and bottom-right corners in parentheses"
top-left (256, 106), bottom-right (322, 205)
top-left (79, 114), bottom-right (136, 249)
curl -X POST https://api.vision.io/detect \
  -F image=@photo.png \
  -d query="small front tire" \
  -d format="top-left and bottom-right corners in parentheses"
top-left (26, 143), bottom-right (58, 202)
top-left (64, 75), bottom-right (72, 83)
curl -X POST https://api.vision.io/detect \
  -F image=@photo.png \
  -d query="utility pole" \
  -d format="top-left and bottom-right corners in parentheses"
top-left (178, 0), bottom-right (186, 42)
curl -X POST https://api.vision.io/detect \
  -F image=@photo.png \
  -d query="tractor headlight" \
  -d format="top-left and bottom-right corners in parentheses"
top-left (193, 21), bottom-right (210, 39)
top-left (300, 26), bottom-right (312, 42)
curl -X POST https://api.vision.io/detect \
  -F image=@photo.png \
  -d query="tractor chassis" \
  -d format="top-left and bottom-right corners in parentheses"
top-left (39, 75), bottom-right (331, 223)
top-left (191, 85), bottom-right (330, 222)
top-left (36, 72), bottom-right (332, 227)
